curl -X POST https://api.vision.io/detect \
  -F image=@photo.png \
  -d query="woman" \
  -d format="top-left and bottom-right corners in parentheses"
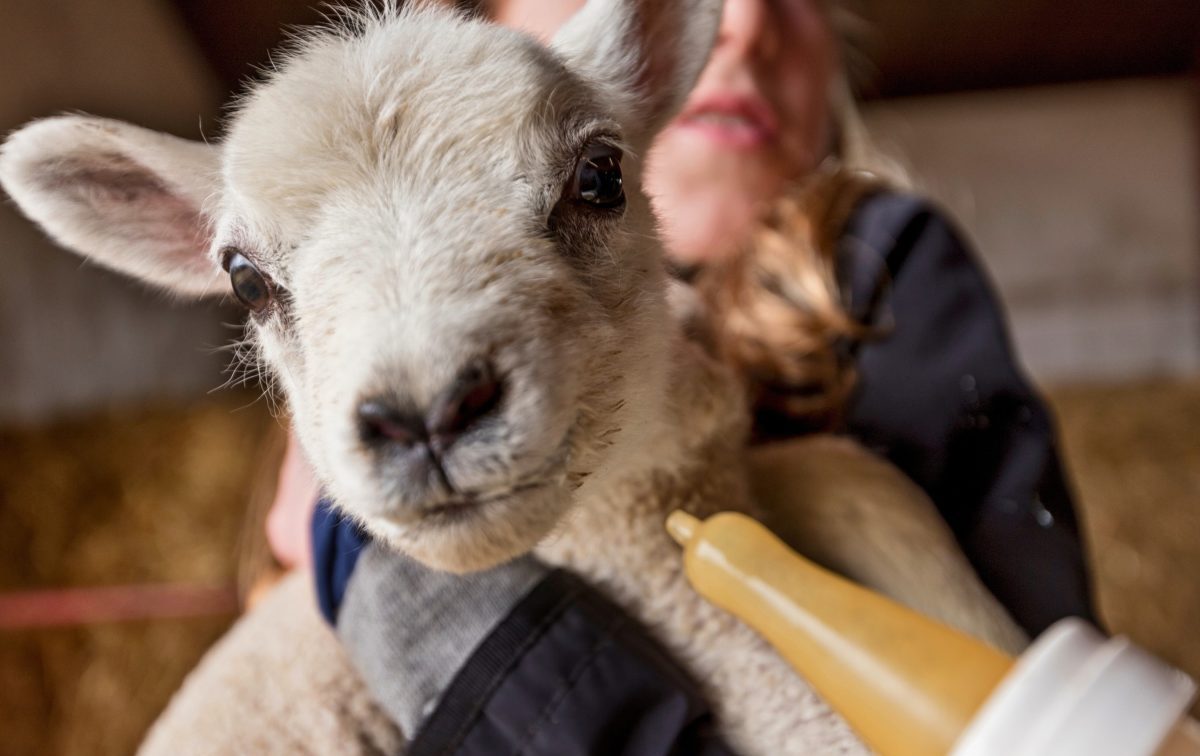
top-left (153, 0), bottom-right (1094, 752)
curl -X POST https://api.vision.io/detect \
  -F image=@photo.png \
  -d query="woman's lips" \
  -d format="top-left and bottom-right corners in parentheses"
top-left (673, 94), bottom-right (779, 150)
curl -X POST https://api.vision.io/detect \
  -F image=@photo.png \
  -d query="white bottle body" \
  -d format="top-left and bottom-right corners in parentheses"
top-left (953, 619), bottom-right (1198, 756)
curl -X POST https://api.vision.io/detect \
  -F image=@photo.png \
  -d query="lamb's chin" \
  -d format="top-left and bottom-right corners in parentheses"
top-left (370, 481), bottom-right (571, 574)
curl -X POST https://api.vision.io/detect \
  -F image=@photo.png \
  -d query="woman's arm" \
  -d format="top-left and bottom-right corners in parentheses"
top-left (839, 191), bottom-right (1097, 636)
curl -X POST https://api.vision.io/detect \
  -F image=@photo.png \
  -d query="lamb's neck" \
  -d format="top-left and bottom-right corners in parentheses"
top-left (536, 330), bottom-right (751, 583)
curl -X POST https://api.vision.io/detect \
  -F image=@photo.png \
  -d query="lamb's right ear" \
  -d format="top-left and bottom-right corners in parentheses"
top-left (0, 115), bottom-right (224, 298)
top-left (551, 0), bottom-right (724, 145)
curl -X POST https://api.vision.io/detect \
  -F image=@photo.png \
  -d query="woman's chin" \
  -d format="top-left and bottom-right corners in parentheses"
top-left (656, 189), bottom-right (763, 265)
top-left (648, 143), bottom-right (786, 264)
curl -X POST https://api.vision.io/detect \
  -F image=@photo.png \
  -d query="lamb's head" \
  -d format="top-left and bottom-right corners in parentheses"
top-left (0, 0), bottom-right (723, 571)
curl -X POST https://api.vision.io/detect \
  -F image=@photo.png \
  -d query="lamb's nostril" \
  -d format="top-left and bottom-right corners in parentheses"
top-left (357, 400), bottom-right (425, 448)
top-left (427, 359), bottom-right (503, 445)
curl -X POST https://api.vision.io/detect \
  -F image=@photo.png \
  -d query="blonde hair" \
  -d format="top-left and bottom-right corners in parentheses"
top-left (695, 0), bottom-right (906, 437)
top-left (827, 0), bottom-right (910, 186)
top-left (692, 169), bottom-right (882, 437)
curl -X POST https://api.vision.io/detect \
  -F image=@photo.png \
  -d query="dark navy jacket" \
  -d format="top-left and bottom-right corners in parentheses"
top-left (838, 192), bottom-right (1094, 635)
top-left (311, 510), bottom-right (733, 755)
top-left (313, 191), bottom-right (1096, 754)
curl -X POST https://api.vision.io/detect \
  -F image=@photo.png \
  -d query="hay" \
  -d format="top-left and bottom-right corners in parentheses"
top-left (0, 395), bottom-right (278, 756)
top-left (1049, 379), bottom-right (1200, 716)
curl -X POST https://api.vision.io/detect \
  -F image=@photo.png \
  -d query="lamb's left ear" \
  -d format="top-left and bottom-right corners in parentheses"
top-left (552, 0), bottom-right (724, 144)
top-left (0, 115), bottom-right (223, 298)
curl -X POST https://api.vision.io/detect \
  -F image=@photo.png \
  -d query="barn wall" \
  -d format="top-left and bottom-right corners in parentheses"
top-left (865, 77), bottom-right (1200, 383)
top-left (0, 0), bottom-right (233, 425)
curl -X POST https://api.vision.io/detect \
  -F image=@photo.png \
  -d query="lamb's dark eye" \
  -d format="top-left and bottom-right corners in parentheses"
top-left (221, 248), bottom-right (273, 313)
top-left (570, 144), bottom-right (624, 209)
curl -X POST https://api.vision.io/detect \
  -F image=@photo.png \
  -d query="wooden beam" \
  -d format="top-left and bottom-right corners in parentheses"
top-left (163, 0), bottom-right (1200, 101)
top-left (857, 0), bottom-right (1200, 98)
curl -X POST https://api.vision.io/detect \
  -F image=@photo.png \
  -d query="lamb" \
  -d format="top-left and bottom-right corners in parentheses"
top-left (0, 1), bottom-right (1026, 752)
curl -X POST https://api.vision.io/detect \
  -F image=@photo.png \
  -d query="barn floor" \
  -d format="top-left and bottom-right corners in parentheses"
top-left (0, 380), bottom-right (1197, 755)
top-left (0, 396), bottom-right (279, 756)
top-left (1052, 380), bottom-right (1200, 700)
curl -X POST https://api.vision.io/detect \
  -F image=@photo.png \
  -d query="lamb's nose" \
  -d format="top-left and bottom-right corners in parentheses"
top-left (356, 360), bottom-right (503, 453)
top-left (427, 359), bottom-right (503, 448)
top-left (357, 400), bottom-right (425, 448)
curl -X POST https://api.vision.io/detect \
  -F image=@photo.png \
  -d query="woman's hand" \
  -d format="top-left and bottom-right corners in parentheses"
top-left (266, 429), bottom-right (320, 570)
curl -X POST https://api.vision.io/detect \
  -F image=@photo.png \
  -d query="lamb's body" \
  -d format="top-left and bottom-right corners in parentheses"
top-left (536, 324), bottom-right (1024, 755)
top-left (134, 323), bottom-right (1023, 755)
top-left (537, 328), bottom-right (865, 753)
top-left (0, 3), bottom-right (1026, 753)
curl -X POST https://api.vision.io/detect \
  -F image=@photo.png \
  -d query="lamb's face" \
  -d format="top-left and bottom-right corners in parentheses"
top-left (218, 16), bottom-right (671, 570)
top-left (0, 1), bottom-right (722, 572)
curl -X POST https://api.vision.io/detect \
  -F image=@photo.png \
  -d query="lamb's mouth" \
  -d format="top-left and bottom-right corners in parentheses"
top-left (417, 478), bottom-right (557, 524)
top-left (379, 425), bottom-right (576, 530)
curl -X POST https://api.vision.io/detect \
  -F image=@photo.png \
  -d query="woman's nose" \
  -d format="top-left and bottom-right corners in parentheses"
top-left (717, 0), bottom-right (776, 59)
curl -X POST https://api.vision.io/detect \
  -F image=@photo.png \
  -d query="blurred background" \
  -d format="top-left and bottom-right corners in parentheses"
top-left (1, 1), bottom-right (1197, 754)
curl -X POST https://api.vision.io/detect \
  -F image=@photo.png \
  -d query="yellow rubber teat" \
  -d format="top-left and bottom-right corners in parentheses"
top-left (667, 509), bottom-right (1014, 756)
top-left (665, 510), bottom-right (700, 546)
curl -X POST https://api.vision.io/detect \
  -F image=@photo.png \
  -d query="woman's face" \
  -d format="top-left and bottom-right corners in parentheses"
top-left (494, 0), bottom-right (838, 264)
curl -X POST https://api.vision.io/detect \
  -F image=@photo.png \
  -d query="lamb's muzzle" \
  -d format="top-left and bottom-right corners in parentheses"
top-left (354, 356), bottom-right (505, 509)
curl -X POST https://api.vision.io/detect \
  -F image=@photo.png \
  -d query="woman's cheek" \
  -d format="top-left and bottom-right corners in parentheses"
top-left (646, 133), bottom-right (783, 263)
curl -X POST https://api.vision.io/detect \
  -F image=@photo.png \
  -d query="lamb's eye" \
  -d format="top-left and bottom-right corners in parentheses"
top-left (221, 248), bottom-right (272, 313)
top-left (570, 144), bottom-right (624, 209)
